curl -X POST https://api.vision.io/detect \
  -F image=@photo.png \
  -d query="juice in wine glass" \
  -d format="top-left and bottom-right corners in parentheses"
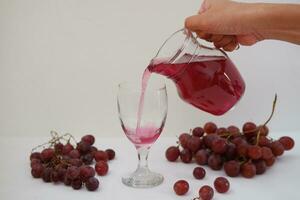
top-left (122, 125), bottom-right (162, 149)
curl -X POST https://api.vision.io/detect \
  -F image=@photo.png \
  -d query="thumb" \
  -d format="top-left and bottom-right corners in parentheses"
top-left (184, 14), bottom-right (209, 32)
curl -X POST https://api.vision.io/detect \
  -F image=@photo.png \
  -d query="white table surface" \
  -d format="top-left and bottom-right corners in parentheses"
top-left (0, 133), bottom-right (299, 200)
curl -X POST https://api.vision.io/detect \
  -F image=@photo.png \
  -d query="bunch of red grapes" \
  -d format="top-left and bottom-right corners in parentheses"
top-left (166, 121), bottom-right (295, 199)
top-left (30, 133), bottom-right (115, 191)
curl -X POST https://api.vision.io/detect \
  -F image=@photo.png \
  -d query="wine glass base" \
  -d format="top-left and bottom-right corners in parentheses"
top-left (122, 169), bottom-right (164, 188)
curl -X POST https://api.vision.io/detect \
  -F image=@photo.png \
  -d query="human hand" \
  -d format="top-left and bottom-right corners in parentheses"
top-left (185, 0), bottom-right (263, 51)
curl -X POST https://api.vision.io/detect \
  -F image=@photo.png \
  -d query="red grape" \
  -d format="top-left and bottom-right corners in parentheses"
top-left (208, 153), bottom-right (223, 170)
top-left (30, 152), bottom-right (41, 161)
top-left (165, 146), bottom-right (180, 162)
top-left (51, 171), bottom-right (60, 182)
top-left (237, 143), bottom-right (249, 157)
top-left (179, 133), bottom-right (191, 149)
top-left (42, 168), bottom-right (53, 182)
top-left (193, 167), bottom-right (206, 179)
top-left (81, 153), bottom-right (93, 165)
top-left (243, 122), bottom-right (257, 138)
top-left (66, 166), bottom-right (80, 180)
top-left (261, 147), bottom-right (274, 160)
top-left (62, 143), bottom-right (74, 155)
top-left (225, 143), bottom-right (237, 160)
top-left (173, 180), bottom-right (189, 196)
top-left (270, 141), bottom-right (284, 156)
top-left (258, 136), bottom-right (271, 147)
top-left (41, 148), bottom-right (55, 162)
top-left (258, 125), bottom-right (269, 136)
top-left (214, 177), bottom-right (230, 193)
top-left (253, 160), bottom-right (267, 175)
top-left (187, 136), bottom-right (202, 153)
top-left (57, 167), bottom-right (67, 182)
top-left (81, 135), bottom-right (95, 145)
top-left (227, 125), bottom-right (240, 136)
top-left (243, 122), bottom-right (257, 132)
top-left (216, 127), bottom-right (228, 136)
top-left (247, 145), bottom-right (262, 160)
top-left (95, 161), bottom-right (109, 176)
top-left (192, 127), bottom-right (204, 137)
top-left (241, 162), bottom-right (256, 178)
top-left (71, 178), bottom-right (82, 190)
top-left (90, 146), bottom-right (98, 157)
top-left (105, 149), bottom-right (116, 160)
top-left (199, 185), bottom-right (214, 200)
top-left (80, 165), bottom-right (95, 181)
top-left (69, 149), bottom-right (81, 159)
top-left (77, 141), bottom-right (91, 154)
top-left (68, 158), bottom-right (83, 167)
top-left (231, 136), bottom-right (247, 146)
top-left (224, 160), bottom-right (240, 177)
top-left (30, 159), bottom-right (41, 168)
top-left (204, 122), bottom-right (217, 134)
top-left (195, 149), bottom-right (209, 165)
top-left (265, 156), bottom-right (276, 167)
top-left (211, 138), bottom-right (228, 154)
top-left (31, 163), bottom-right (44, 178)
top-left (94, 150), bottom-right (108, 162)
top-left (180, 149), bottom-right (192, 163)
top-left (203, 134), bottom-right (219, 148)
top-left (85, 177), bottom-right (99, 191)
top-left (64, 176), bottom-right (72, 186)
top-left (279, 136), bottom-right (295, 150)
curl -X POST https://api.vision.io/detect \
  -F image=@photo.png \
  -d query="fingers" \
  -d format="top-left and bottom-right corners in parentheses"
top-left (196, 31), bottom-right (224, 43)
top-left (208, 34), bottom-right (223, 43)
top-left (185, 14), bottom-right (209, 32)
top-left (185, 0), bottom-right (211, 31)
top-left (222, 40), bottom-right (238, 52)
top-left (237, 35), bottom-right (258, 46)
top-left (196, 31), bottom-right (212, 40)
top-left (213, 35), bottom-right (235, 48)
top-left (196, 33), bottom-right (239, 52)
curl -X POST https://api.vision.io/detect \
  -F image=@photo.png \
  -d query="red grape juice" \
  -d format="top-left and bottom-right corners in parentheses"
top-left (146, 54), bottom-right (245, 115)
top-left (123, 125), bottom-right (162, 149)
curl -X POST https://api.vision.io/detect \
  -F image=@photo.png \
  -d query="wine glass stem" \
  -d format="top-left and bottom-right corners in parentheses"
top-left (137, 146), bottom-right (150, 170)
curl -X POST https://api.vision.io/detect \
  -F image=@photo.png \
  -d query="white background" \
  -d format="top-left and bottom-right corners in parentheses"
top-left (1, 0), bottom-right (300, 138)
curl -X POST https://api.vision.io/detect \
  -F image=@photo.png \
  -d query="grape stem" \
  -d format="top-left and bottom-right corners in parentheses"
top-left (218, 132), bottom-right (235, 143)
top-left (31, 131), bottom-right (77, 153)
top-left (255, 94), bottom-right (277, 145)
top-left (175, 136), bottom-right (181, 148)
top-left (238, 156), bottom-right (248, 165)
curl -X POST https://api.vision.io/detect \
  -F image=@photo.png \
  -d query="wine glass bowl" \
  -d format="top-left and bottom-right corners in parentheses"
top-left (117, 81), bottom-right (167, 188)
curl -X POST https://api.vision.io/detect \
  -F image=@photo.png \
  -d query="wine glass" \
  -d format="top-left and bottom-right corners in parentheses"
top-left (117, 81), bottom-right (168, 188)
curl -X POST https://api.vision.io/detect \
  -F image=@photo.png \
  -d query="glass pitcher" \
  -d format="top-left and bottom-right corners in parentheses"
top-left (147, 28), bottom-right (245, 115)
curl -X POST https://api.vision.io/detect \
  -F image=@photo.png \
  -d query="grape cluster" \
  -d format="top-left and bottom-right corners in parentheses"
top-left (167, 121), bottom-right (295, 198)
top-left (166, 121), bottom-right (295, 179)
top-left (169, 96), bottom-right (296, 198)
top-left (30, 133), bottom-right (115, 191)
